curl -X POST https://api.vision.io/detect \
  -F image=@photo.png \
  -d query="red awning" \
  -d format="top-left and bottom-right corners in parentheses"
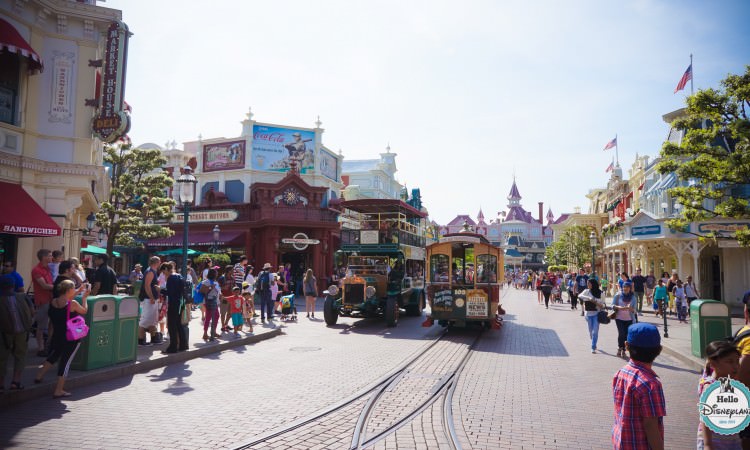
top-left (147, 230), bottom-right (245, 248)
top-left (0, 182), bottom-right (61, 236)
top-left (0, 18), bottom-right (43, 73)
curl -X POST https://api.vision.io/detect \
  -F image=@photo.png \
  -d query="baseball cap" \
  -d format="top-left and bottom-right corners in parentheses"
top-left (627, 323), bottom-right (661, 348)
top-left (622, 281), bottom-right (633, 288)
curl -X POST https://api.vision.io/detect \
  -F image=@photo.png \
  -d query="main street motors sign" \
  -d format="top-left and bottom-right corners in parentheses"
top-left (281, 232), bottom-right (320, 251)
top-left (170, 210), bottom-right (238, 223)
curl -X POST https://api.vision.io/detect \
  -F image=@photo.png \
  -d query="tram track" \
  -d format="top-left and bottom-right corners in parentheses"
top-left (234, 328), bottom-right (483, 450)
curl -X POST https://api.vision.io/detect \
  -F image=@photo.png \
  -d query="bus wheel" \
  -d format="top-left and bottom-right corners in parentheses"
top-left (385, 296), bottom-right (399, 327)
top-left (324, 296), bottom-right (338, 326)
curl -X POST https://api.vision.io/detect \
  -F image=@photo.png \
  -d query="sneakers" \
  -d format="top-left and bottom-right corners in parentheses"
top-left (151, 333), bottom-right (164, 345)
top-left (592, 349), bottom-right (596, 354)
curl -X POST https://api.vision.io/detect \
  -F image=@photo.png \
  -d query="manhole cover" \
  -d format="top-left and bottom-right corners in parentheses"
top-left (289, 346), bottom-right (322, 352)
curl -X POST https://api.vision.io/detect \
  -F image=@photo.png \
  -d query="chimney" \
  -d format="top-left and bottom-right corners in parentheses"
top-left (538, 202), bottom-right (543, 224)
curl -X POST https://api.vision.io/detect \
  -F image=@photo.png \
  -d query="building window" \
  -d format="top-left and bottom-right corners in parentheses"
top-left (0, 53), bottom-right (21, 125)
top-left (374, 176), bottom-right (381, 190)
top-left (225, 180), bottom-right (245, 203)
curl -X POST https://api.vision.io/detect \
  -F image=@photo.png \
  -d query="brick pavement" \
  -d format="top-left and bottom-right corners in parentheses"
top-left (453, 287), bottom-right (701, 449)
top-left (0, 300), bottom-right (440, 449)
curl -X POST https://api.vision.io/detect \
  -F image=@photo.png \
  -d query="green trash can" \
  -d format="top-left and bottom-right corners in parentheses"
top-left (691, 299), bottom-right (732, 358)
top-left (131, 280), bottom-right (143, 297)
top-left (115, 296), bottom-right (139, 364)
top-left (72, 295), bottom-right (117, 370)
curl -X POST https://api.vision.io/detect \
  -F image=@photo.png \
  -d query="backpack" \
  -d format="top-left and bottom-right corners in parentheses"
top-left (732, 327), bottom-right (750, 345)
top-left (256, 270), bottom-right (270, 293)
top-left (192, 279), bottom-right (204, 305)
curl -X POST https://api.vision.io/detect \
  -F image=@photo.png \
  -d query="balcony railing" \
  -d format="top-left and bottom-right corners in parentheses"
top-left (341, 229), bottom-right (426, 248)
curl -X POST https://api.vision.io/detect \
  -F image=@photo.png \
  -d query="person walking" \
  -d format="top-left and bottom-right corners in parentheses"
top-left (577, 279), bottom-right (605, 354)
top-left (653, 279), bottom-right (667, 319)
top-left (612, 281), bottom-right (636, 358)
top-left (31, 249), bottom-right (54, 357)
top-left (138, 256), bottom-right (162, 346)
top-left (672, 279), bottom-right (688, 323)
top-left (219, 265), bottom-right (234, 333)
top-left (200, 268), bottom-right (221, 341)
top-left (257, 263), bottom-right (273, 323)
top-left (34, 280), bottom-right (90, 398)
top-left (540, 274), bottom-right (553, 309)
top-left (160, 263), bottom-right (187, 353)
top-left (685, 275), bottom-right (700, 315)
top-left (303, 269), bottom-right (317, 318)
top-left (0, 277), bottom-right (33, 392)
top-left (631, 268), bottom-right (646, 314)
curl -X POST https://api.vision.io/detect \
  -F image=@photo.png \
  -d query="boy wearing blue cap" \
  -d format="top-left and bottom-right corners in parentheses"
top-left (612, 322), bottom-right (665, 450)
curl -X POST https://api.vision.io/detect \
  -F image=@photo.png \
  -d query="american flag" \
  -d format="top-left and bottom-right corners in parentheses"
top-left (674, 64), bottom-right (692, 94)
top-left (603, 136), bottom-right (617, 151)
top-left (605, 160), bottom-right (614, 173)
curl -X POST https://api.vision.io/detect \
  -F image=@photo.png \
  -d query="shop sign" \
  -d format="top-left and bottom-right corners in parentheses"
top-left (50, 51), bottom-right (74, 124)
top-left (431, 288), bottom-right (454, 313)
top-left (632, 225), bottom-right (661, 236)
top-left (203, 140), bottom-right (246, 172)
top-left (91, 21), bottom-right (131, 143)
top-left (698, 222), bottom-right (749, 235)
top-left (360, 230), bottom-right (379, 245)
top-left (252, 125), bottom-right (315, 173)
top-left (281, 232), bottom-right (320, 251)
top-left (170, 210), bottom-right (238, 224)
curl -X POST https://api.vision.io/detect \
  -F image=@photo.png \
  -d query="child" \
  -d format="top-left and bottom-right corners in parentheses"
top-left (226, 286), bottom-right (245, 336)
top-left (697, 341), bottom-right (742, 449)
top-left (653, 279), bottom-right (667, 318)
top-left (673, 279), bottom-right (688, 323)
top-left (241, 283), bottom-right (254, 334)
top-left (612, 323), bottom-right (665, 450)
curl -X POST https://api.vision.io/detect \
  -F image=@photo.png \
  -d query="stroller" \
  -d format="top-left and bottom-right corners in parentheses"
top-left (278, 294), bottom-right (298, 322)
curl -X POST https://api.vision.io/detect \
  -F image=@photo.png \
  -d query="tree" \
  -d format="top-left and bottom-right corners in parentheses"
top-left (544, 225), bottom-right (594, 269)
top-left (96, 143), bottom-right (176, 256)
top-left (658, 65), bottom-right (750, 246)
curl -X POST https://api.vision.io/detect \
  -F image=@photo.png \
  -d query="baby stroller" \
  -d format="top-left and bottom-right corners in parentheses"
top-left (552, 286), bottom-right (563, 304)
top-left (278, 294), bottom-right (298, 322)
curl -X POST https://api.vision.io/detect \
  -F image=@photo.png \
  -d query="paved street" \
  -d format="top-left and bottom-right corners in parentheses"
top-left (1, 290), bottom-right (702, 449)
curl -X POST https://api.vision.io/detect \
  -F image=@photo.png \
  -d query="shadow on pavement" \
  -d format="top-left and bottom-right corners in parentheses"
top-left (653, 360), bottom-right (700, 375)
top-left (475, 321), bottom-right (570, 357)
top-left (146, 362), bottom-right (195, 396)
top-left (0, 400), bottom-right (68, 449)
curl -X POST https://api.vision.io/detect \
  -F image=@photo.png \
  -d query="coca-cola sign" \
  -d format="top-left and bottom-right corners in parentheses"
top-left (91, 21), bottom-right (131, 143)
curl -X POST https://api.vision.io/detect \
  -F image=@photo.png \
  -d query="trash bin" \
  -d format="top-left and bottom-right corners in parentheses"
top-left (115, 296), bottom-right (139, 364)
top-left (72, 295), bottom-right (117, 370)
top-left (131, 280), bottom-right (143, 298)
top-left (691, 299), bottom-right (732, 358)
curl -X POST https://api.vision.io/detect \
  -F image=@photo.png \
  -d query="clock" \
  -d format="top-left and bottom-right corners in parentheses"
top-left (282, 188), bottom-right (300, 206)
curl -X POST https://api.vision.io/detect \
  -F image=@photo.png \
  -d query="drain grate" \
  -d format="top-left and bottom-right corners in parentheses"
top-left (289, 346), bottom-right (322, 352)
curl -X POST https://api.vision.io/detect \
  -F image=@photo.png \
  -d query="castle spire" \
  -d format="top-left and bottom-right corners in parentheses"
top-left (507, 178), bottom-right (522, 207)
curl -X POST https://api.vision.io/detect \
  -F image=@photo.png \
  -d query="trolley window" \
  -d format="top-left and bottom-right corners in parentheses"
top-left (430, 254), bottom-right (450, 283)
top-left (476, 254), bottom-right (498, 283)
top-left (452, 246), bottom-right (475, 285)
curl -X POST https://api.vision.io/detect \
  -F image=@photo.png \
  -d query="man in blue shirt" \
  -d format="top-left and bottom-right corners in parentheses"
top-left (1, 260), bottom-right (24, 293)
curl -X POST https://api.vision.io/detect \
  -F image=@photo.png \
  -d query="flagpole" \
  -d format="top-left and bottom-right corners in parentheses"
top-left (615, 134), bottom-right (619, 166)
top-left (690, 53), bottom-right (694, 94)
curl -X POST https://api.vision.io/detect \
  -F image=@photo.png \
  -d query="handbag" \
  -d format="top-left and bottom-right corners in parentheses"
top-left (597, 310), bottom-right (611, 324)
top-left (180, 300), bottom-right (191, 325)
top-left (66, 301), bottom-right (89, 341)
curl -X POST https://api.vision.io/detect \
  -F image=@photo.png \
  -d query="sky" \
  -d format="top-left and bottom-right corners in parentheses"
top-left (103, 0), bottom-right (750, 225)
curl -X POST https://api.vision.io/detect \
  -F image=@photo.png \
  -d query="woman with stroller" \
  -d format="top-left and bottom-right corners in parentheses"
top-left (303, 269), bottom-right (318, 318)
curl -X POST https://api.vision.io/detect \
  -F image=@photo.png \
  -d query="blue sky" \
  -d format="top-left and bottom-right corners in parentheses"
top-left (104, 0), bottom-right (750, 224)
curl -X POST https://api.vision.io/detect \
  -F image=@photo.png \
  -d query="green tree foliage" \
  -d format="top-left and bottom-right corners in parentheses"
top-left (544, 225), bottom-right (595, 269)
top-left (96, 143), bottom-right (175, 256)
top-left (658, 65), bottom-right (750, 246)
top-left (195, 253), bottom-right (231, 269)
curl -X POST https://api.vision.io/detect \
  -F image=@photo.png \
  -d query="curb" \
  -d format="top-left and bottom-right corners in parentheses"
top-left (658, 340), bottom-right (703, 372)
top-left (0, 327), bottom-right (283, 408)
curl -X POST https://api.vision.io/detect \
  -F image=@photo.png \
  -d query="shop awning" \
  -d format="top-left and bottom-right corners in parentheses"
top-left (146, 231), bottom-right (245, 248)
top-left (0, 181), bottom-right (61, 236)
top-left (0, 18), bottom-right (43, 73)
top-left (155, 248), bottom-right (203, 256)
top-left (81, 245), bottom-right (120, 257)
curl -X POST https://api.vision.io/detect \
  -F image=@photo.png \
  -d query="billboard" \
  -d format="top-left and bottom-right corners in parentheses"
top-left (320, 148), bottom-right (338, 181)
top-left (202, 139), bottom-right (246, 172)
top-left (252, 125), bottom-right (315, 173)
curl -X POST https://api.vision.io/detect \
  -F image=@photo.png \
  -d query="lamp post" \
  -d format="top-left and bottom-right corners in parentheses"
top-left (177, 167), bottom-right (197, 278)
top-left (86, 212), bottom-right (96, 233)
top-left (212, 224), bottom-right (220, 254)
top-left (589, 231), bottom-right (597, 278)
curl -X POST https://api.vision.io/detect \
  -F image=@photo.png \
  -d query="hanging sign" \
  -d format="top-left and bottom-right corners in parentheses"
top-left (91, 21), bottom-right (131, 143)
top-left (281, 232), bottom-right (320, 250)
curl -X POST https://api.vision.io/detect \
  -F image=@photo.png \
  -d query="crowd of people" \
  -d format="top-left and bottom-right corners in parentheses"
top-left (0, 250), bottom-right (321, 397)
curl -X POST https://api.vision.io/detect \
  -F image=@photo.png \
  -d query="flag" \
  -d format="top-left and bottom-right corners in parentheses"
top-left (674, 64), bottom-right (692, 94)
top-left (605, 161), bottom-right (614, 173)
top-left (603, 136), bottom-right (617, 151)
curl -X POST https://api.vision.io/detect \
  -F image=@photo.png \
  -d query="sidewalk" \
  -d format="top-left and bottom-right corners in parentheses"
top-left (633, 309), bottom-right (745, 372)
top-left (0, 304), bottom-right (287, 407)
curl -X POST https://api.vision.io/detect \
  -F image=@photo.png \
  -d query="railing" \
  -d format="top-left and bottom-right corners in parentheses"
top-left (341, 229), bottom-right (426, 248)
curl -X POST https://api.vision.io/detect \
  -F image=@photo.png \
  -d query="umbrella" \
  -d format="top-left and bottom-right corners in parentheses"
top-left (154, 248), bottom-right (203, 256)
top-left (81, 245), bottom-right (121, 257)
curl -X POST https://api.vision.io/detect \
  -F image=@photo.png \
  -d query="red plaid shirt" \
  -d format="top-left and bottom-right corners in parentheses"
top-left (612, 360), bottom-right (666, 449)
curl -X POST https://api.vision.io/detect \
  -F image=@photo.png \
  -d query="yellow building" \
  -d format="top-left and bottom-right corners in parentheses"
top-left (0, 1), bottom-right (122, 277)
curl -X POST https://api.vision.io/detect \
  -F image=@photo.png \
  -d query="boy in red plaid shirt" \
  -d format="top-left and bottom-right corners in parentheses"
top-left (612, 323), bottom-right (665, 450)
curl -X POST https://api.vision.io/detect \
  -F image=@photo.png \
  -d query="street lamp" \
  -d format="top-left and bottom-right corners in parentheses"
top-left (85, 212), bottom-right (96, 233)
top-left (98, 229), bottom-right (106, 244)
top-left (212, 224), bottom-right (220, 254)
top-left (177, 167), bottom-right (197, 278)
top-left (589, 231), bottom-right (597, 278)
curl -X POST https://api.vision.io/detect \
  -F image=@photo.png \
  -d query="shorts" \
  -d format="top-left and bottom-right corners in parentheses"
top-left (34, 303), bottom-right (50, 331)
top-left (231, 312), bottom-right (243, 327)
top-left (139, 299), bottom-right (159, 328)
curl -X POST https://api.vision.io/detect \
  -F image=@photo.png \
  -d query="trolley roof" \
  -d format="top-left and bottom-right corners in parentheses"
top-left (437, 232), bottom-right (492, 245)
top-left (340, 199), bottom-right (427, 219)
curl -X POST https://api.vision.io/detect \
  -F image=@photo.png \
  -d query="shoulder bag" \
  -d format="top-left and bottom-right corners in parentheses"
top-left (66, 300), bottom-right (89, 341)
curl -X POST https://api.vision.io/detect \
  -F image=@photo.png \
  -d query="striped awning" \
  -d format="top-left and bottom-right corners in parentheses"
top-left (0, 18), bottom-right (43, 73)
